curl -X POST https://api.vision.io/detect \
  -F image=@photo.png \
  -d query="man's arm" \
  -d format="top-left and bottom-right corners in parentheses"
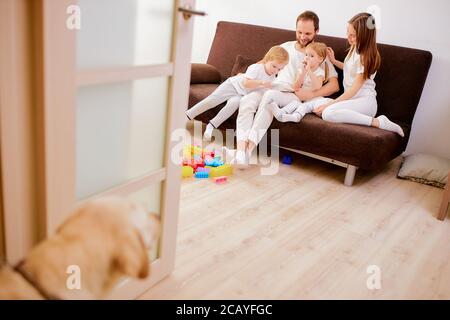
top-left (315, 77), bottom-right (339, 96)
top-left (295, 77), bottom-right (339, 101)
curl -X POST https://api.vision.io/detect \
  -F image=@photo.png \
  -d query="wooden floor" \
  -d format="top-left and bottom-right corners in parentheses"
top-left (140, 127), bottom-right (450, 299)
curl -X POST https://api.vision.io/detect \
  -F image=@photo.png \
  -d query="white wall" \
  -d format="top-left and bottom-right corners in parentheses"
top-left (192, 0), bottom-right (450, 159)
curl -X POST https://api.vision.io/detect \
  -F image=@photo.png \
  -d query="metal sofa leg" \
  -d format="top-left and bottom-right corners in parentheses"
top-left (344, 165), bottom-right (357, 186)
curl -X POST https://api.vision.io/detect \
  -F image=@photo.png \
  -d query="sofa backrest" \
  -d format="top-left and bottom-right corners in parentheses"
top-left (207, 21), bottom-right (432, 127)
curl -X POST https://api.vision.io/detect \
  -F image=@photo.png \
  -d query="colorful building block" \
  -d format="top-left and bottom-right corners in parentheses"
top-left (194, 171), bottom-right (209, 179)
top-left (181, 166), bottom-right (194, 178)
top-left (281, 155), bottom-right (293, 165)
top-left (192, 146), bottom-right (203, 156)
top-left (204, 158), bottom-right (224, 167)
top-left (209, 164), bottom-right (233, 177)
top-left (214, 176), bottom-right (228, 184)
top-left (203, 151), bottom-right (215, 158)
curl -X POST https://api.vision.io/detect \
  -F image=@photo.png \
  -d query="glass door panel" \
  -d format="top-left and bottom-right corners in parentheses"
top-left (76, 77), bottom-right (169, 199)
top-left (77, 0), bottom-right (174, 68)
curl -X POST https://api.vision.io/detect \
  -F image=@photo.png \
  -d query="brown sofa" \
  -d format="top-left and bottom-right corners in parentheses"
top-left (188, 21), bottom-right (432, 185)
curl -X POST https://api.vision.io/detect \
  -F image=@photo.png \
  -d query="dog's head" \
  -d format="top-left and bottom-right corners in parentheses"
top-left (71, 197), bottom-right (161, 280)
top-left (117, 200), bottom-right (160, 279)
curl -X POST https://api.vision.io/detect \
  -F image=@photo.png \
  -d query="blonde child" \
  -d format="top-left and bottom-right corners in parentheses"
top-left (271, 42), bottom-right (330, 122)
top-left (186, 46), bottom-right (289, 141)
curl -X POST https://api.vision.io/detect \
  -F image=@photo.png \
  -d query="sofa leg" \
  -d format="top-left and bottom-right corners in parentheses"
top-left (437, 172), bottom-right (450, 220)
top-left (344, 165), bottom-right (357, 186)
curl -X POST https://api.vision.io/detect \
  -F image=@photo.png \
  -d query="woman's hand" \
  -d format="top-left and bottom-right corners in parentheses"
top-left (326, 47), bottom-right (336, 64)
top-left (313, 101), bottom-right (333, 117)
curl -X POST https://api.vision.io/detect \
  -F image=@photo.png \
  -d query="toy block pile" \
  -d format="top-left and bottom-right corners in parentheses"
top-left (181, 144), bottom-right (232, 183)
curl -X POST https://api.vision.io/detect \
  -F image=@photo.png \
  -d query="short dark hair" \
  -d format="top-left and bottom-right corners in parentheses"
top-left (296, 11), bottom-right (320, 31)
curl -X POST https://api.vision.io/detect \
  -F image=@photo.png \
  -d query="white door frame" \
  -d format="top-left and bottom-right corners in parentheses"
top-left (0, 0), bottom-right (196, 298)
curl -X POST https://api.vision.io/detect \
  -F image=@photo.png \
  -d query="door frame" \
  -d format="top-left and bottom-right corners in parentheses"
top-left (0, 0), bottom-right (195, 298)
top-left (0, 0), bottom-right (40, 264)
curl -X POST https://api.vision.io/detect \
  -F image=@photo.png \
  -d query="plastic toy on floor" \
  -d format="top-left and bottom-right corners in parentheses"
top-left (196, 167), bottom-right (211, 173)
top-left (195, 171), bottom-right (209, 179)
top-left (209, 164), bottom-right (233, 177)
top-left (214, 176), bottom-right (228, 184)
top-left (181, 144), bottom-right (233, 182)
top-left (182, 165), bottom-right (194, 178)
top-left (204, 158), bottom-right (224, 167)
top-left (281, 155), bottom-right (293, 165)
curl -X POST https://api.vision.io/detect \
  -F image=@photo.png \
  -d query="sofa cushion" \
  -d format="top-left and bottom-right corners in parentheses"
top-left (189, 83), bottom-right (218, 107)
top-left (231, 55), bottom-right (257, 77)
top-left (190, 63), bottom-right (222, 84)
top-left (397, 153), bottom-right (450, 188)
top-left (207, 22), bottom-right (295, 80)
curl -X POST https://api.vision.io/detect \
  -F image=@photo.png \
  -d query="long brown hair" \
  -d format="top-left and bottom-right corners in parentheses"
top-left (306, 42), bottom-right (329, 84)
top-left (348, 12), bottom-right (381, 79)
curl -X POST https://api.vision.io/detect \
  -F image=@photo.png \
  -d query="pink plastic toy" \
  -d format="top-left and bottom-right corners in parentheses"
top-left (214, 176), bottom-right (228, 184)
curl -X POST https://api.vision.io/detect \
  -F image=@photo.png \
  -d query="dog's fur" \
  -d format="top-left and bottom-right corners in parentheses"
top-left (0, 197), bottom-right (160, 300)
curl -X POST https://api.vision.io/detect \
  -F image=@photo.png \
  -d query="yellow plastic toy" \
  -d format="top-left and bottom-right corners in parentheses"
top-left (181, 165), bottom-right (194, 178)
top-left (209, 164), bottom-right (233, 178)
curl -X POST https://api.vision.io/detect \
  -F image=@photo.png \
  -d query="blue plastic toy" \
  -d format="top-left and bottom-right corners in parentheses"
top-left (195, 171), bottom-right (209, 179)
top-left (281, 155), bottom-right (293, 165)
top-left (204, 158), bottom-right (224, 167)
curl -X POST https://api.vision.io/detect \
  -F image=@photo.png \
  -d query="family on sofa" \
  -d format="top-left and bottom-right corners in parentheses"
top-left (186, 11), bottom-right (405, 166)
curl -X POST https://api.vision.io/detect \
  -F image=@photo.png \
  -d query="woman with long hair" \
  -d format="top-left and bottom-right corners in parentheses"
top-left (319, 12), bottom-right (404, 136)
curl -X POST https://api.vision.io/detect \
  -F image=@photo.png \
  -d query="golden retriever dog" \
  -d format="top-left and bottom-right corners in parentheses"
top-left (0, 197), bottom-right (160, 300)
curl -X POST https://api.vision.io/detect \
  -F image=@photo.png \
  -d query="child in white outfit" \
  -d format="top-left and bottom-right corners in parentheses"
top-left (186, 46), bottom-right (289, 141)
top-left (271, 42), bottom-right (330, 123)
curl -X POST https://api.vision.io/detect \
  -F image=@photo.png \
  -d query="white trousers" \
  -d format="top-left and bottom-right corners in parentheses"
top-left (241, 90), bottom-right (378, 146)
top-left (278, 95), bottom-right (378, 126)
top-left (276, 97), bottom-right (333, 122)
top-left (236, 91), bottom-right (264, 142)
top-left (246, 90), bottom-right (298, 144)
top-left (322, 95), bottom-right (377, 126)
top-left (186, 79), bottom-right (242, 128)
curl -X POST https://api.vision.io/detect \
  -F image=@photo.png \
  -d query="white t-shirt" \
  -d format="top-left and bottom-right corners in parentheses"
top-left (300, 67), bottom-right (326, 90)
top-left (229, 63), bottom-right (275, 95)
top-left (343, 49), bottom-right (377, 97)
top-left (275, 41), bottom-right (338, 86)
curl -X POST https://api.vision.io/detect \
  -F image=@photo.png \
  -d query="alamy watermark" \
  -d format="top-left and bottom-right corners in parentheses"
top-left (66, 265), bottom-right (81, 290)
top-left (366, 264), bottom-right (382, 290)
top-left (366, 5), bottom-right (382, 30)
top-left (66, 5), bottom-right (81, 30)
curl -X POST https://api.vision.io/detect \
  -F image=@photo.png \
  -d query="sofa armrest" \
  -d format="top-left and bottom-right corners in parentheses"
top-left (190, 63), bottom-right (222, 84)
